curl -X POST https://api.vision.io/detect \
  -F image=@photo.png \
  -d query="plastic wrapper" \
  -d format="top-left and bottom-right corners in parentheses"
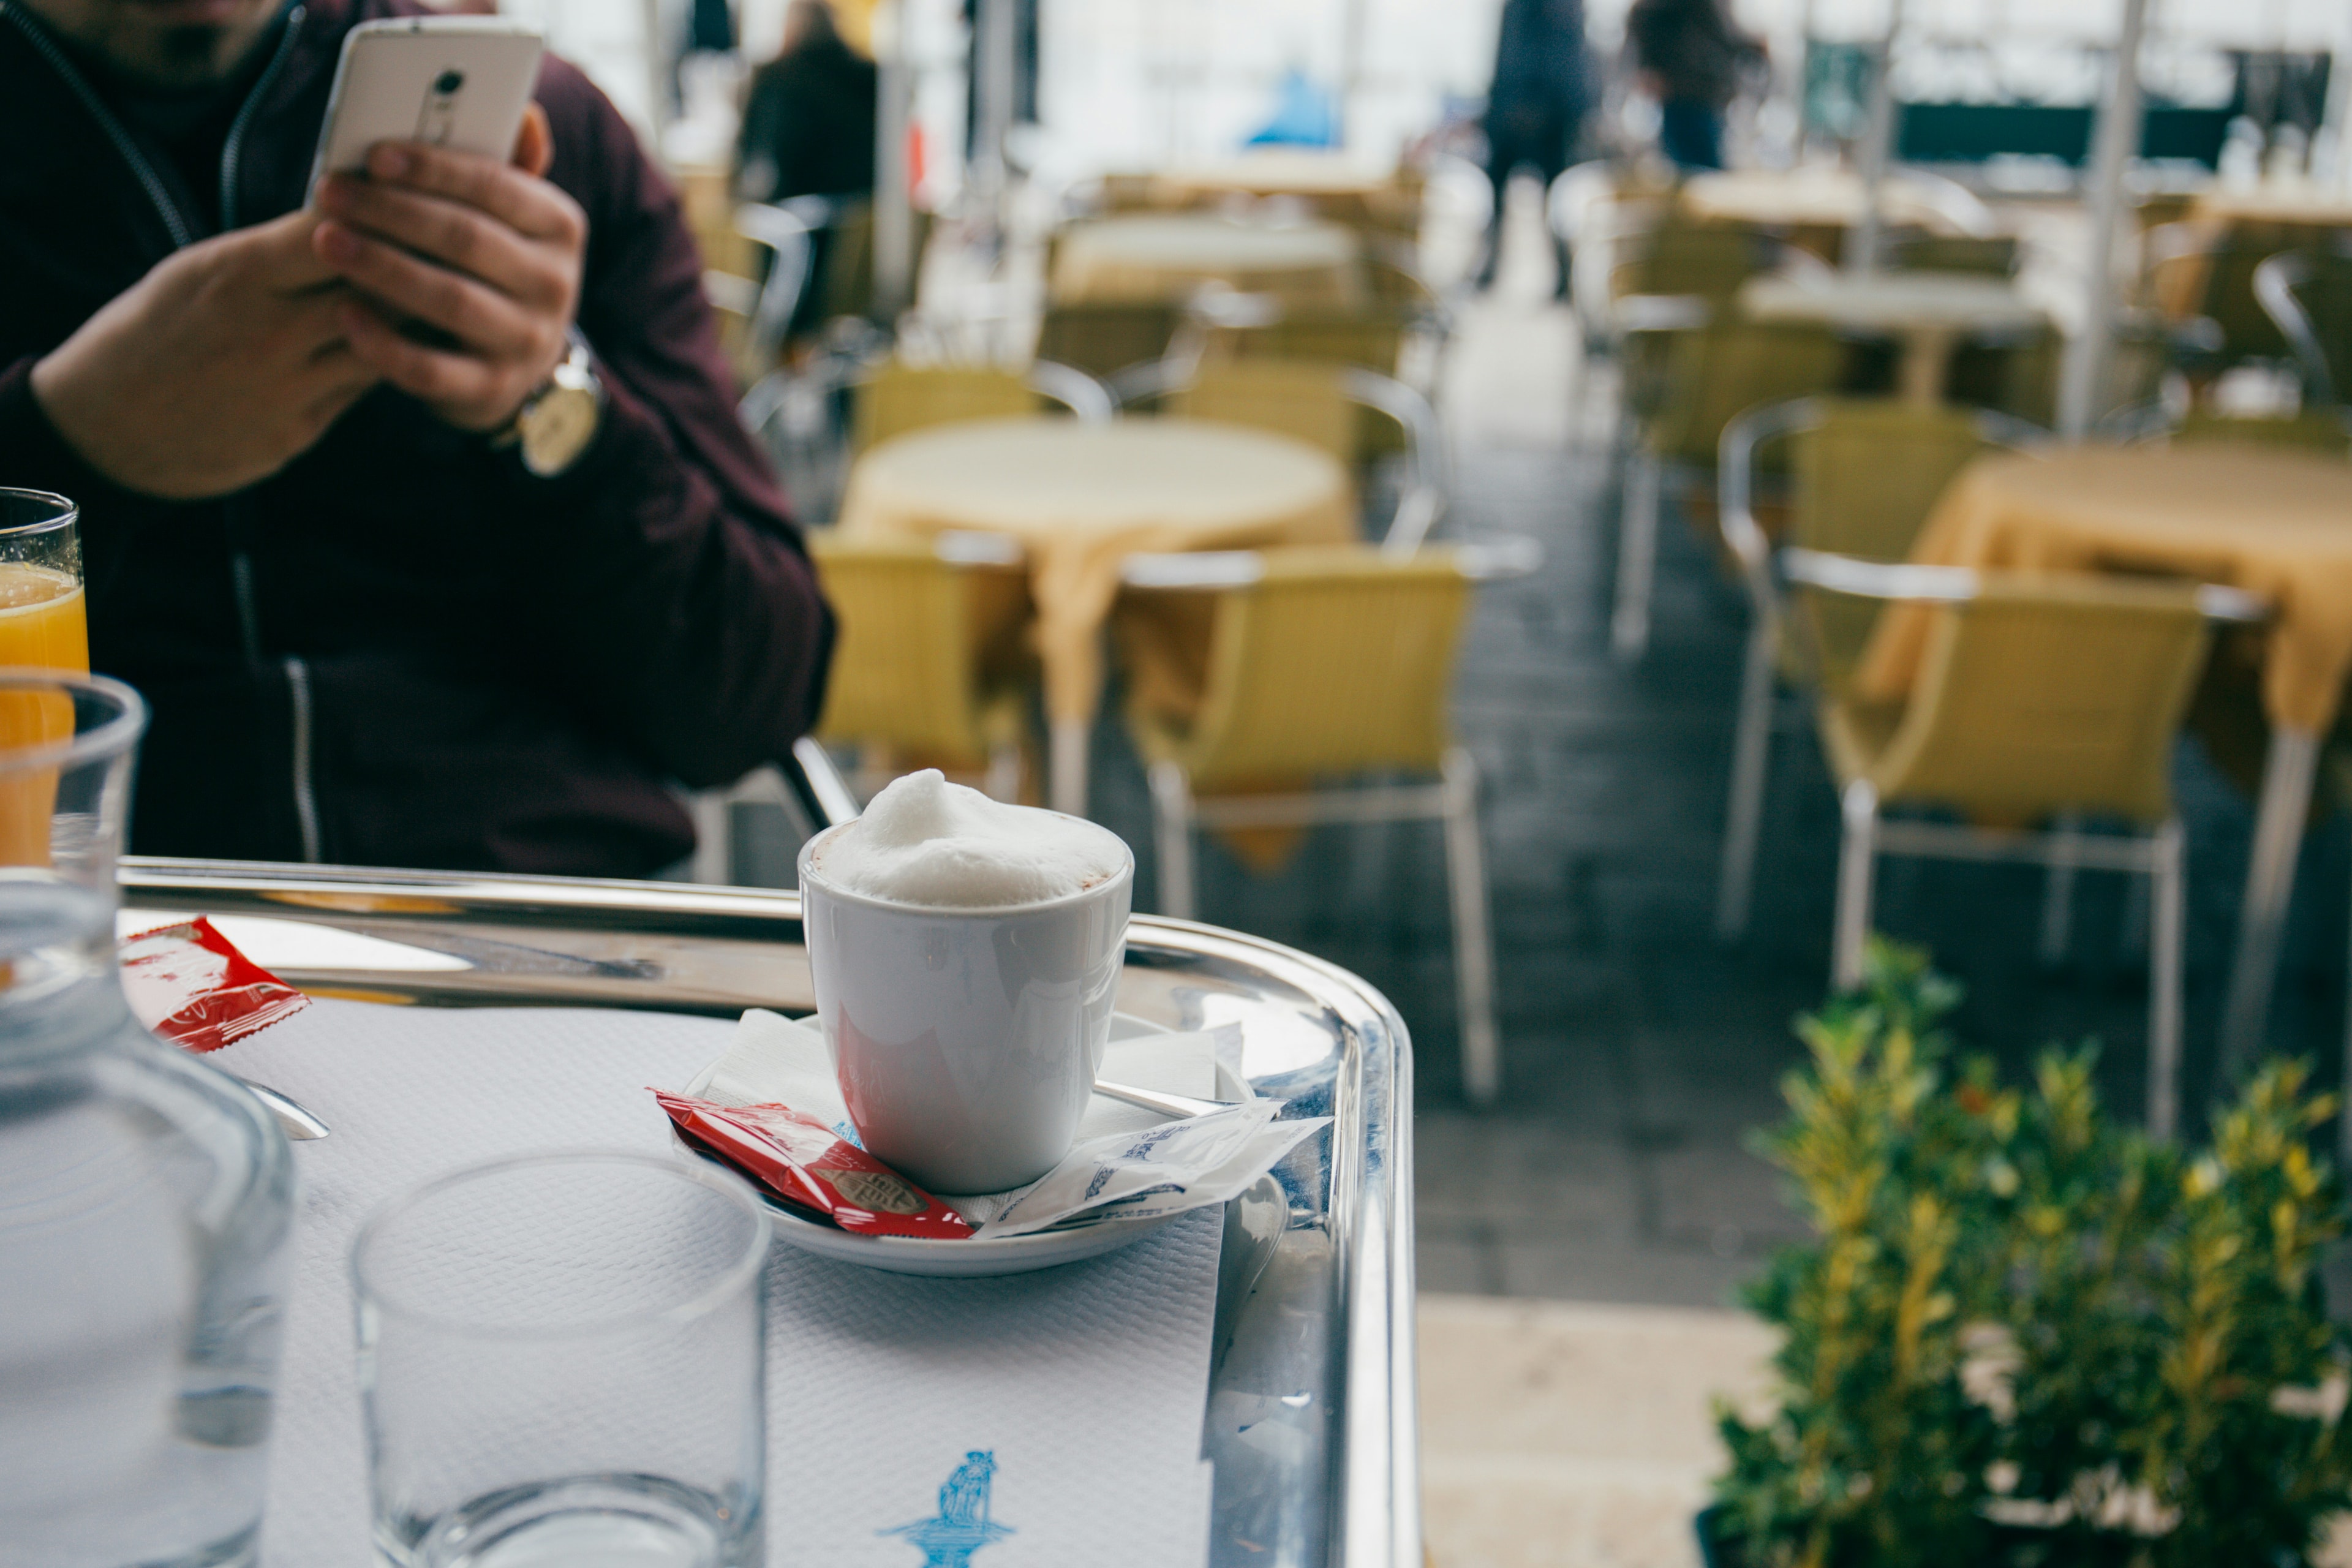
top-left (654, 1090), bottom-right (976, 1240)
top-left (120, 916), bottom-right (310, 1054)
top-left (977, 1099), bottom-right (1330, 1239)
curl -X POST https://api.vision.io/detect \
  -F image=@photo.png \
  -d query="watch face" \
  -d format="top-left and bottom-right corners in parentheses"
top-left (521, 384), bottom-right (600, 477)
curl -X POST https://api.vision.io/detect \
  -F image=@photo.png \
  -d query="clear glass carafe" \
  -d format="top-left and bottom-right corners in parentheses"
top-left (0, 673), bottom-right (294, 1567)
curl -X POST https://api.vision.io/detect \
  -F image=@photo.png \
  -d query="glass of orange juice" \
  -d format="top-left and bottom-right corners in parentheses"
top-left (0, 490), bottom-right (86, 674)
top-left (0, 492), bottom-right (89, 864)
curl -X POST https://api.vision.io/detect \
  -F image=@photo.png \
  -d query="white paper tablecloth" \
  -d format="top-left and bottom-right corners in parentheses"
top-left (212, 1000), bottom-right (1222, 1566)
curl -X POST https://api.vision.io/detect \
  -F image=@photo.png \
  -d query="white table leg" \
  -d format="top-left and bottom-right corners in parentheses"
top-left (2219, 726), bottom-right (2321, 1076)
top-left (1050, 718), bottom-right (1091, 820)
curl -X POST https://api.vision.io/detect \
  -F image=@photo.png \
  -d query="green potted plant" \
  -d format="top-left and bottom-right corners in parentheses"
top-left (1705, 940), bottom-right (2352, 1568)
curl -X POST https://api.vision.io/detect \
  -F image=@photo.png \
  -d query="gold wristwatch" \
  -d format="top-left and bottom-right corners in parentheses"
top-left (496, 331), bottom-right (604, 478)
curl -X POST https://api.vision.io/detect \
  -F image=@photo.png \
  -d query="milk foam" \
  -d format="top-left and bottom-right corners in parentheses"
top-left (812, 770), bottom-right (1128, 908)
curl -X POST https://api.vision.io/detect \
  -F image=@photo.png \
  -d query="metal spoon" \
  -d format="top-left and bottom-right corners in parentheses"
top-left (1092, 1078), bottom-right (1230, 1120)
top-left (235, 1078), bottom-right (331, 1140)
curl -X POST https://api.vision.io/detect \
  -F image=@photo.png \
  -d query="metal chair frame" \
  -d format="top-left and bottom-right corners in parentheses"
top-left (1713, 397), bottom-right (2051, 941)
top-left (1608, 284), bottom-right (1844, 660)
top-left (1106, 356), bottom-right (1451, 554)
top-left (685, 737), bottom-right (860, 885)
top-left (1777, 550), bottom-right (2264, 1139)
top-left (1115, 543), bottom-right (1538, 1106)
top-left (732, 198), bottom-right (834, 364)
top-left (2253, 242), bottom-right (2352, 409)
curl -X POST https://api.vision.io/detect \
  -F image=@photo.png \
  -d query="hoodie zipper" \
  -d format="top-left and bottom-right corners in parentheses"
top-left (0, 1), bottom-right (197, 247)
top-left (7, 1), bottom-right (322, 860)
top-left (281, 657), bottom-right (322, 862)
top-left (219, 12), bottom-right (319, 862)
top-left (217, 5), bottom-right (304, 230)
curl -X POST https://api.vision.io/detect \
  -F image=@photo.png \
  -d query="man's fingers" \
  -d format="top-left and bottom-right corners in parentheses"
top-left (363, 138), bottom-right (583, 246)
top-left (315, 175), bottom-right (570, 308)
top-left (315, 219), bottom-right (541, 358)
top-left (338, 302), bottom-right (503, 421)
top-left (303, 352), bottom-right (381, 426)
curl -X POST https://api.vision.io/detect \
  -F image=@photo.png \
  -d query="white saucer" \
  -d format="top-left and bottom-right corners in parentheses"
top-left (673, 1014), bottom-right (1205, 1278)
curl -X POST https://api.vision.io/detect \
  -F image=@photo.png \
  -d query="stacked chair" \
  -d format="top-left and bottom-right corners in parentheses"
top-left (1111, 541), bottom-right (1538, 1106)
top-left (1714, 397), bottom-right (2047, 942)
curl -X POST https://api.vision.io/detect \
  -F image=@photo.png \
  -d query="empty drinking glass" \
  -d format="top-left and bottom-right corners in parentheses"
top-left (353, 1152), bottom-right (771, 1568)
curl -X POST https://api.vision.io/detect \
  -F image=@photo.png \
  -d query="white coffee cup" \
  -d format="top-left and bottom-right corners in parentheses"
top-left (796, 823), bottom-right (1133, 1195)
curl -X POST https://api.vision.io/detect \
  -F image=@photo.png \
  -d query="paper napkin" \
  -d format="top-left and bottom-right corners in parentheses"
top-left (209, 999), bottom-right (1223, 1567)
top-left (699, 1010), bottom-right (1250, 1224)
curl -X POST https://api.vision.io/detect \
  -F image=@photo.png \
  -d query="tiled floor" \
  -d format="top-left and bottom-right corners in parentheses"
top-left (1417, 1296), bottom-right (1777, 1568)
top-left (748, 183), bottom-right (2352, 1317)
top-left (1074, 181), bottom-right (2352, 1311)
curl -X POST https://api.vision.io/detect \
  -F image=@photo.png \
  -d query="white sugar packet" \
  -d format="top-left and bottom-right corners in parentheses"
top-left (974, 1099), bottom-right (1330, 1238)
top-left (688, 1009), bottom-right (1277, 1228)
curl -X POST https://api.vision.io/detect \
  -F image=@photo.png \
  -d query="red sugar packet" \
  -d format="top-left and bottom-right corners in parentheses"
top-left (121, 917), bottom-right (311, 1054)
top-left (654, 1090), bottom-right (975, 1240)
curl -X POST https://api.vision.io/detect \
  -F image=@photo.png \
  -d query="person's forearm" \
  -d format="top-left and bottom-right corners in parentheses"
top-left (0, 356), bottom-right (116, 503)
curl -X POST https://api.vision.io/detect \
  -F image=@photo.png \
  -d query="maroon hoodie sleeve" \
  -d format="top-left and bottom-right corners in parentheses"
top-left (512, 58), bottom-right (834, 790)
top-left (0, 359), bottom-right (118, 508)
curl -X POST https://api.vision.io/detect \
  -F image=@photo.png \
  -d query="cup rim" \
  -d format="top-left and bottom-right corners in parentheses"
top-left (351, 1149), bottom-right (774, 1340)
top-left (796, 815), bottom-right (1136, 916)
top-left (0, 489), bottom-right (76, 539)
top-left (0, 670), bottom-right (146, 777)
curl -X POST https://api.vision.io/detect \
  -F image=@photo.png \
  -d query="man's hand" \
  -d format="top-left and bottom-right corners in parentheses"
top-left (313, 105), bottom-right (586, 434)
top-left (29, 211), bottom-right (378, 500)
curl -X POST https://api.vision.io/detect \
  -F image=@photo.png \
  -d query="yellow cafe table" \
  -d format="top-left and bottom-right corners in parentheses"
top-left (835, 415), bottom-right (1354, 815)
top-left (1050, 213), bottom-right (1362, 310)
top-left (1739, 271), bottom-right (2048, 406)
top-left (1855, 443), bottom-right (2352, 1070)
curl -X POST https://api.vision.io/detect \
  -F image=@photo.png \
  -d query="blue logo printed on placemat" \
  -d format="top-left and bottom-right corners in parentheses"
top-left (881, 1450), bottom-right (1015, 1564)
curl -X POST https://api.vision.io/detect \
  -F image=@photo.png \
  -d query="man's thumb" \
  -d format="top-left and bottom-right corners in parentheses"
top-left (513, 102), bottom-right (553, 177)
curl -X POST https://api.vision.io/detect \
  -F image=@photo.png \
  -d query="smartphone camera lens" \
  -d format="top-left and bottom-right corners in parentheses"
top-left (433, 69), bottom-right (464, 94)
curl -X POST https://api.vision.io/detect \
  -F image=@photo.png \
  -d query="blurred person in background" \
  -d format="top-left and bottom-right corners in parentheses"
top-left (1477, 0), bottom-right (1589, 295)
top-left (0, 0), bottom-right (835, 876)
top-left (736, 0), bottom-right (875, 205)
top-left (1625, 0), bottom-right (1763, 172)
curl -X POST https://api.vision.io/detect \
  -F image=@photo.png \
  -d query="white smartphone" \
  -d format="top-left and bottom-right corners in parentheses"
top-left (308, 17), bottom-right (546, 195)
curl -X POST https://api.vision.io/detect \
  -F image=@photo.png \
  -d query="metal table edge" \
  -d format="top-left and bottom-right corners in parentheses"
top-left (116, 856), bottom-right (1422, 1567)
